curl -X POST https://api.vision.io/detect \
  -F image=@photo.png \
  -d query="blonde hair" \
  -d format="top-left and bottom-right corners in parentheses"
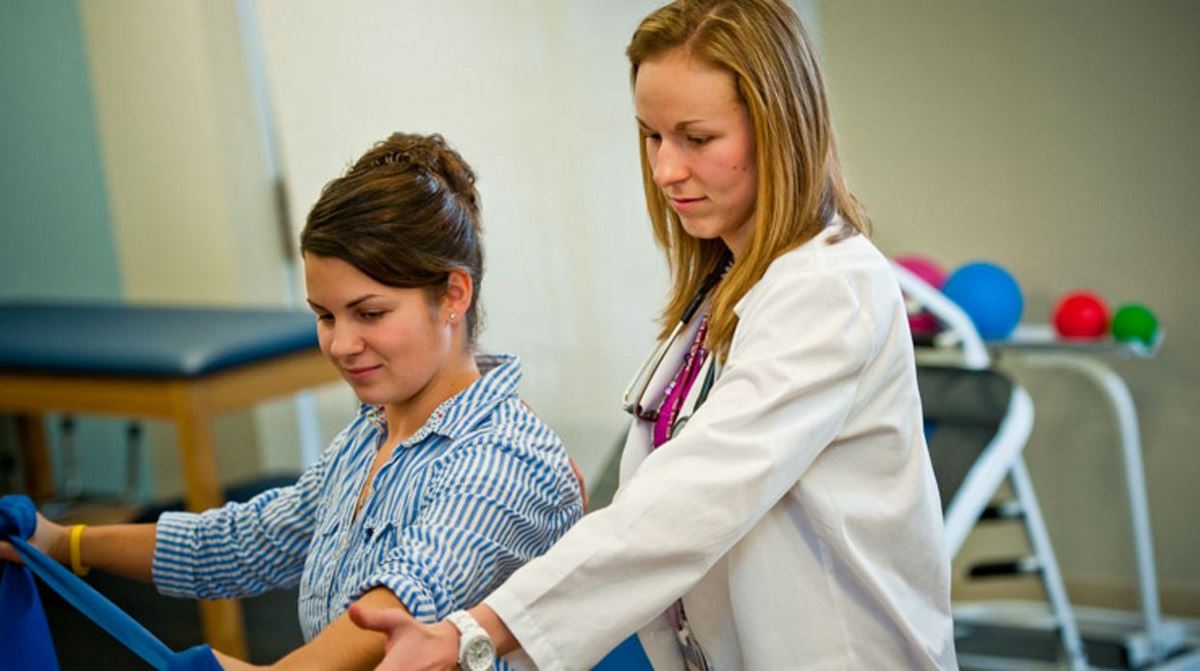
top-left (627, 0), bottom-right (870, 357)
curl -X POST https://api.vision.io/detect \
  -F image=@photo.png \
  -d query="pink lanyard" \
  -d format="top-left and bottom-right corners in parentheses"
top-left (652, 311), bottom-right (711, 449)
top-left (647, 312), bottom-right (715, 670)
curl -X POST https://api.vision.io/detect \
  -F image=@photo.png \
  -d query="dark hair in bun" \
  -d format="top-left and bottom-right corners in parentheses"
top-left (301, 132), bottom-right (485, 344)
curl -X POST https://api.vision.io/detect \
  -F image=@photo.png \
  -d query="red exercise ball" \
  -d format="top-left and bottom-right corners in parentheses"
top-left (1053, 291), bottom-right (1109, 339)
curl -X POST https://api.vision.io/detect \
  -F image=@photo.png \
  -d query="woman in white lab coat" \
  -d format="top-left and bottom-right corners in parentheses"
top-left (352, 1), bottom-right (957, 669)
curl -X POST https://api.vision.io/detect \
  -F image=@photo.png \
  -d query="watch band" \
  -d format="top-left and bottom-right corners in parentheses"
top-left (446, 610), bottom-right (496, 671)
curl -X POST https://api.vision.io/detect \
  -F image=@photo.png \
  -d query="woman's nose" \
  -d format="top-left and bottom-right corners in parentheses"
top-left (326, 323), bottom-right (364, 359)
top-left (651, 141), bottom-right (687, 187)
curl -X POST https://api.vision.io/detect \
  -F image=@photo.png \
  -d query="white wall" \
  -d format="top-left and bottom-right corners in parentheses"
top-left (253, 0), bottom-right (672, 479)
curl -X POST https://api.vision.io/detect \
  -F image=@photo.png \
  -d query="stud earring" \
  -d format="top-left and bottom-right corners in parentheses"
top-left (449, 312), bottom-right (457, 322)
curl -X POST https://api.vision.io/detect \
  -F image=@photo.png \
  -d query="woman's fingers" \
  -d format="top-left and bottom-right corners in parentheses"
top-left (568, 455), bottom-right (588, 512)
top-left (212, 649), bottom-right (264, 670)
top-left (1, 513), bottom-right (72, 566)
top-left (0, 540), bottom-right (25, 564)
top-left (349, 603), bottom-right (461, 671)
top-left (349, 601), bottom-right (412, 637)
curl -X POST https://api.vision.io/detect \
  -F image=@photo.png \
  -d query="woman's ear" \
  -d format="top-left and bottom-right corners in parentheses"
top-left (443, 269), bottom-right (474, 324)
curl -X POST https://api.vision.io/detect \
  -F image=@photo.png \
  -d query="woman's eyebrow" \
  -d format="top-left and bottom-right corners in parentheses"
top-left (344, 294), bottom-right (381, 309)
top-left (305, 294), bottom-right (380, 312)
top-left (635, 118), bottom-right (707, 132)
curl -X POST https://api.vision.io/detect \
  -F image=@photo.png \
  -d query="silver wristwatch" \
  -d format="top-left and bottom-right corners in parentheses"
top-left (446, 610), bottom-right (496, 671)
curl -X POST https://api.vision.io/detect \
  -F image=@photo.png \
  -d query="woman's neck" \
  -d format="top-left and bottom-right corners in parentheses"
top-left (383, 350), bottom-right (481, 444)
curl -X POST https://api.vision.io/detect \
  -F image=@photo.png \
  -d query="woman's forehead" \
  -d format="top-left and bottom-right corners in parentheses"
top-left (634, 51), bottom-right (741, 123)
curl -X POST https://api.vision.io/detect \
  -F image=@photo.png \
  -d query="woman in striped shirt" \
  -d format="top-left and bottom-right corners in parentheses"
top-left (0, 132), bottom-right (585, 670)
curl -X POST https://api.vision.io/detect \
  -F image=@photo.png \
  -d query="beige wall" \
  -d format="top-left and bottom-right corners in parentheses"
top-left (77, 0), bottom-right (338, 496)
top-left (252, 0), bottom-right (669, 481)
top-left (818, 1), bottom-right (1200, 613)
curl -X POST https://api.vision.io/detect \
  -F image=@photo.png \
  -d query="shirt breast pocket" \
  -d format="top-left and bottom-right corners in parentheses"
top-left (361, 516), bottom-right (401, 569)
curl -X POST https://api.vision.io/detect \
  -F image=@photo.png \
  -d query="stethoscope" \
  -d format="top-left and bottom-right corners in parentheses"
top-left (621, 252), bottom-right (731, 423)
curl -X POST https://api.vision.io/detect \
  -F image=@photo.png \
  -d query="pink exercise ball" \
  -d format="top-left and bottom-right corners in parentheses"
top-left (895, 255), bottom-right (947, 335)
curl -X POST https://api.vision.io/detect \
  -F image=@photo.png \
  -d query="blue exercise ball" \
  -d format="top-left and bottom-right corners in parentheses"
top-left (941, 261), bottom-right (1023, 340)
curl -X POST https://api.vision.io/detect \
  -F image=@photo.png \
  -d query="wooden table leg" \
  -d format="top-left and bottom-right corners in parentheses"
top-left (198, 598), bottom-right (249, 658)
top-left (171, 384), bottom-right (249, 659)
top-left (16, 413), bottom-right (54, 500)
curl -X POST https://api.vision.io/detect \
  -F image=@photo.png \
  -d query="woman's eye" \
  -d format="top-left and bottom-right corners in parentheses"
top-left (360, 311), bottom-right (386, 321)
top-left (686, 135), bottom-right (712, 146)
top-left (315, 313), bottom-right (333, 324)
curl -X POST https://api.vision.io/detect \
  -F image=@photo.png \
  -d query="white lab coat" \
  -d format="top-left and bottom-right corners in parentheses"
top-left (487, 226), bottom-right (957, 670)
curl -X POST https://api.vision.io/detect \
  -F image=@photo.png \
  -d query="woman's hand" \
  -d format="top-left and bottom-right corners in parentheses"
top-left (348, 602), bottom-right (460, 671)
top-left (0, 509), bottom-right (70, 566)
top-left (568, 455), bottom-right (589, 512)
top-left (213, 650), bottom-right (267, 670)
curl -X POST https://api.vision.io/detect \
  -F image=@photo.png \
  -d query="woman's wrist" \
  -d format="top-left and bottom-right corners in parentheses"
top-left (68, 524), bottom-right (90, 575)
top-left (468, 604), bottom-right (519, 657)
top-left (38, 517), bottom-right (72, 566)
top-left (431, 620), bottom-right (462, 668)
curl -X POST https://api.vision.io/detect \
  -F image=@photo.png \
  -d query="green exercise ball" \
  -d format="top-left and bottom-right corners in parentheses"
top-left (1111, 303), bottom-right (1158, 345)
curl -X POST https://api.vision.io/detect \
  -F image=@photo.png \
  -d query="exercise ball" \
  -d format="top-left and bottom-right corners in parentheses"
top-left (895, 255), bottom-right (947, 335)
top-left (1111, 303), bottom-right (1158, 345)
top-left (1053, 291), bottom-right (1109, 339)
top-left (942, 261), bottom-right (1024, 340)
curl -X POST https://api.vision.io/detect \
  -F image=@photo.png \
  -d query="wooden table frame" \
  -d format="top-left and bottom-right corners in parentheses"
top-left (0, 348), bottom-right (341, 658)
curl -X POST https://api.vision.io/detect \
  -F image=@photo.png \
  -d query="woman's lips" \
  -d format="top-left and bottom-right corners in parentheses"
top-left (343, 365), bottom-right (381, 383)
top-left (670, 196), bottom-right (706, 213)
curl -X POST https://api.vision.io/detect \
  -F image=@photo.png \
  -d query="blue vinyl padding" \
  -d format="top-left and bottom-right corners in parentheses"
top-left (0, 301), bottom-right (318, 377)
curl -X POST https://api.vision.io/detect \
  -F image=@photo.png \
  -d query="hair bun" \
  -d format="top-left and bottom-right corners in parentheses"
top-left (357, 133), bottom-right (478, 212)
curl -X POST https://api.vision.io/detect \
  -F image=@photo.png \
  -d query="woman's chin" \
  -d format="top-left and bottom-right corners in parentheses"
top-left (349, 385), bottom-right (390, 407)
top-left (679, 219), bottom-right (719, 241)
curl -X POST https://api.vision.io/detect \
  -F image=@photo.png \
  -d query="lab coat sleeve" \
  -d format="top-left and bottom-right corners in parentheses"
top-left (484, 259), bottom-right (878, 670)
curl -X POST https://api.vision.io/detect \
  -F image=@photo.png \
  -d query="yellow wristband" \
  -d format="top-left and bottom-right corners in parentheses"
top-left (69, 524), bottom-right (90, 576)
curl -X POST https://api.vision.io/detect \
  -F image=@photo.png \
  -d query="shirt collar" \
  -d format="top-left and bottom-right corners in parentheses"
top-left (359, 353), bottom-right (522, 448)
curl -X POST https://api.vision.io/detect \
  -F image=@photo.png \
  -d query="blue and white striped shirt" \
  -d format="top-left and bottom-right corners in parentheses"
top-left (152, 354), bottom-right (582, 648)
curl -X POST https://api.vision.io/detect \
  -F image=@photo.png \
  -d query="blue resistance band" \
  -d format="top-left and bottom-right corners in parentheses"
top-left (1, 495), bottom-right (221, 671)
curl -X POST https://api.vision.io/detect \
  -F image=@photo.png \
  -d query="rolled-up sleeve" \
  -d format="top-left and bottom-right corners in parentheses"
top-left (152, 435), bottom-right (339, 600)
top-left (361, 435), bottom-right (582, 623)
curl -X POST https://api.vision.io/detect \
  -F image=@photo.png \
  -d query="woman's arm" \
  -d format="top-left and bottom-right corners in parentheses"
top-left (154, 440), bottom-right (341, 601)
top-left (0, 510), bottom-right (157, 582)
top-left (273, 587), bottom-right (405, 670)
top-left (1, 429), bottom-right (352, 589)
top-left (225, 440), bottom-right (573, 671)
top-left (210, 588), bottom-right (413, 671)
top-left (347, 601), bottom-right (517, 671)
top-left (357, 436), bottom-right (581, 625)
top-left (77, 522), bottom-right (158, 581)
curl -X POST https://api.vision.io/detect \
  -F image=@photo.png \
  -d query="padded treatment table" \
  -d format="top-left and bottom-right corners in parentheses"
top-left (0, 301), bottom-right (342, 658)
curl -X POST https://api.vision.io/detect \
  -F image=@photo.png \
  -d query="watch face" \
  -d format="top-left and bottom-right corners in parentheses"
top-left (464, 637), bottom-right (496, 670)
